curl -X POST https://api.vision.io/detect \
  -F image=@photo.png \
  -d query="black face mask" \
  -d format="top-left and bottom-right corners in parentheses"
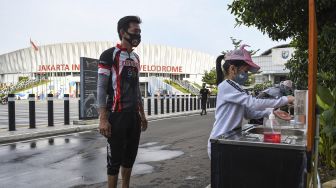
top-left (124, 31), bottom-right (141, 47)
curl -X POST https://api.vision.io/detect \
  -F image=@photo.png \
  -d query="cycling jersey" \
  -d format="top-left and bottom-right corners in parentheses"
top-left (98, 44), bottom-right (142, 112)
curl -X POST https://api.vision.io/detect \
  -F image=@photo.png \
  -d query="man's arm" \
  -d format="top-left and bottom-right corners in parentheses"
top-left (97, 49), bottom-right (114, 137)
top-left (97, 70), bottom-right (111, 137)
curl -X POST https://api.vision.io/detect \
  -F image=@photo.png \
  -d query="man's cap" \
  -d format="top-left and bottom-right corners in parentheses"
top-left (281, 80), bottom-right (293, 88)
top-left (225, 44), bottom-right (260, 73)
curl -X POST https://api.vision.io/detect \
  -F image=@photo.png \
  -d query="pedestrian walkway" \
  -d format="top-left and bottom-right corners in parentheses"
top-left (0, 109), bottom-right (215, 144)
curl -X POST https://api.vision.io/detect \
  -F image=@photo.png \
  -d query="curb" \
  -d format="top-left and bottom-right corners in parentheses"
top-left (0, 109), bottom-right (214, 144)
top-left (0, 124), bottom-right (98, 144)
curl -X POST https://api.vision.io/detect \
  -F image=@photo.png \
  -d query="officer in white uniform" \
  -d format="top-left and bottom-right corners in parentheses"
top-left (208, 45), bottom-right (295, 158)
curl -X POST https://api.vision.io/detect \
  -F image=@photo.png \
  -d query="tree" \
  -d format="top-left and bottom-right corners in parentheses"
top-left (202, 68), bottom-right (217, 86)
top-left (228, 0), bottom-right (336, 89)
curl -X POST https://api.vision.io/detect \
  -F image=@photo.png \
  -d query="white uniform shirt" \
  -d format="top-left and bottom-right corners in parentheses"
top-left (207, 79), bottom-right (289, 158)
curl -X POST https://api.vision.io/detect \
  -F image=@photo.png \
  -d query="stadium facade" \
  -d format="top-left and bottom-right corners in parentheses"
top-left (0, 42), bottom-right (294, 97)
top-left (0, 41), bottom-right (216, 82)
top-left (0, 41), bottom-right (216, 97)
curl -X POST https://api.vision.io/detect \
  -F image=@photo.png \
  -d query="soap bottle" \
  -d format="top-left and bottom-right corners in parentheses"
top-left (263, 108), bottom-right (281, 143)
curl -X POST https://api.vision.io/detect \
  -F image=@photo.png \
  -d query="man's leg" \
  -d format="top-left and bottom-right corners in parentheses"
top-left (201, 99), bottom-right (206, 115)
top-left (204, 100), bottom-right (207, 115)
top-left (108, 175), bottom-right (118, 188)
top-left (107, 112), bottom-right (125, 188)
top-left (107, 139), bottom-right (122, 188)
top-left (121, 113), bottom-right (141, 188)
top-left (121, 167), bottom-right (132, 188)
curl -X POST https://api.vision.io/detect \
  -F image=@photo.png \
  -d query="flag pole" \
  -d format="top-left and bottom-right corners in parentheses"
top-left (30, 38), bottom-right (39, 96)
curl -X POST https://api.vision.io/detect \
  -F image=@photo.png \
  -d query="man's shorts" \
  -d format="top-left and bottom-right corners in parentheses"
top-left (107, 112), bottom-right (141, 175)
top-left (201, 98), bottom-right (207, 110)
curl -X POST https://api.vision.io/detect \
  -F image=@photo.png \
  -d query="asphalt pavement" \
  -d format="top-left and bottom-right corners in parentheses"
top-left (0, 112), bottom-right (214, 188)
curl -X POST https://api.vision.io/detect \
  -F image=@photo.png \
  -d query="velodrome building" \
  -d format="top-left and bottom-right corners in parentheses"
top-left (0, 42), bottom-right (293, 97)
top-left (0, 41), bottom-right (216, 82)
top-left (0, 42), bottom-right (216, 96)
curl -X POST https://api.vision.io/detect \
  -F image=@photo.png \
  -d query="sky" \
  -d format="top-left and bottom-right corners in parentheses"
top-left (0, 0), bottom-right (289, 56)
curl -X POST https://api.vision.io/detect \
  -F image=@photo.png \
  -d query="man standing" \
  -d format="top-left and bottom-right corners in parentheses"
top-left (200, 83), bottom-right (210, 115)
top-left (97, 16), bottom-right (147, 188)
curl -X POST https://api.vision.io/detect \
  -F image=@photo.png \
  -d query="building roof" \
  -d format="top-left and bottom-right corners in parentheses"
top-left (260, 44), bottom-right (291, 56)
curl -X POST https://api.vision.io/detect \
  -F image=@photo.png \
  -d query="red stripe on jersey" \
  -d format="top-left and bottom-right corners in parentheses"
top-left (98, 64), bottom-right (111, 69)
top-left (111, 65), bottom-right (117, 111)
top-left (114, 51), bottom-right (122, 112)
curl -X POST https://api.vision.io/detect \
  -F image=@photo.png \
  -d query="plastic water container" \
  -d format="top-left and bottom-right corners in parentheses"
top-left (264, 108), bottom-right (281, 143)
top-left (294, 90), bottom-right (307, 126)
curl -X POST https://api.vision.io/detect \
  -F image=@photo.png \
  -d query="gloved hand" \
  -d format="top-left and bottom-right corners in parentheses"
top-left (274, 109), bottom-right (292, 121)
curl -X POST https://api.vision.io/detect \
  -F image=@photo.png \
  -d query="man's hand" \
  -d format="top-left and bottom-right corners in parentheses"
top-left (99, 108), bottom-right (111, 138)
top-left (138, 102), bottom-right (148, 132)
top-left (140, 115), bottom-right (148, 132)
top-left (99, 118), bottom-right (111, 138)
top-left (286, 96), bottom-right (295, 104)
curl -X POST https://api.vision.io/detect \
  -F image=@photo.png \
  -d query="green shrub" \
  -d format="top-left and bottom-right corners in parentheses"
top-left (317, 85), bottom-right (336, 169)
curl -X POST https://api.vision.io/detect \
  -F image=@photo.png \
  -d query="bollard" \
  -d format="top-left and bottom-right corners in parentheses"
top-left (8, 94), bottom-right (15, 131)
top-left (166, 96), bottom-right (170, 113)
top-left (78, 99), bottom-right (82, 119)
top-left (172, 96), bottom-right (175, 113)
top-left (182, 95), bottom-right (185, 112)
top-left (186, 96), bottom-right (189, 111)
top-left (47, 94), bottom-right (54, 127)
top-left (147, 98), bottom-right (151, 116)
top-left (194, 97), bottom-right (197, 110)
top-left (198, 97), bottom-right (201, 110)
top-left (177, 96), bottom-right (180, 112)
top-left (160, 96), bottom-right (164, 114)
top-left (64, 94), bottom-right (70, 125)
top-left (190, 96), bottom-right (193, 111)
top-left (29, 94), bottom-right (36, 128)
top-left (154, 97), bottom-right (158, 115)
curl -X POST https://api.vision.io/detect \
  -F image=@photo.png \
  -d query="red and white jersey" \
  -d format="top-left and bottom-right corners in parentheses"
top-left (98, 44), bottom-right (141, 112)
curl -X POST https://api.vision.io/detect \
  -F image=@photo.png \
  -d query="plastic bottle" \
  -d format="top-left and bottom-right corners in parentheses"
top-left (263, 108), bottom-right (281, 143)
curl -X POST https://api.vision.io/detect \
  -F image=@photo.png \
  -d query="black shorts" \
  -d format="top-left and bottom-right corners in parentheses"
top-left (201, 98), bottom-right (207, 109)
top-left (107, 112), bottom-right (141, 175)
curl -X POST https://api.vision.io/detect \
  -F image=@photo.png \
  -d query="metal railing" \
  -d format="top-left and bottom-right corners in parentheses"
top-left (4, 94), bottom-right (216, 131)
top-left (173, 80), bottom-right (200, 95)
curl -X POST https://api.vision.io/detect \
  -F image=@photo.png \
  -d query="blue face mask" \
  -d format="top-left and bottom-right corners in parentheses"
top-left (234, 72), bottom-right (248, 85)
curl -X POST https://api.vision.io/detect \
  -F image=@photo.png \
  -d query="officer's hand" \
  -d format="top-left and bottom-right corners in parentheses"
top-left (286, 96), bottom-right (295, 104)
top-left (99, 118), bottom-right (111, 138)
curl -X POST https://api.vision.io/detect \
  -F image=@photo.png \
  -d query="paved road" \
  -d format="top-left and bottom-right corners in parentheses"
top-left (0, 112), bottom-right (214, 188)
